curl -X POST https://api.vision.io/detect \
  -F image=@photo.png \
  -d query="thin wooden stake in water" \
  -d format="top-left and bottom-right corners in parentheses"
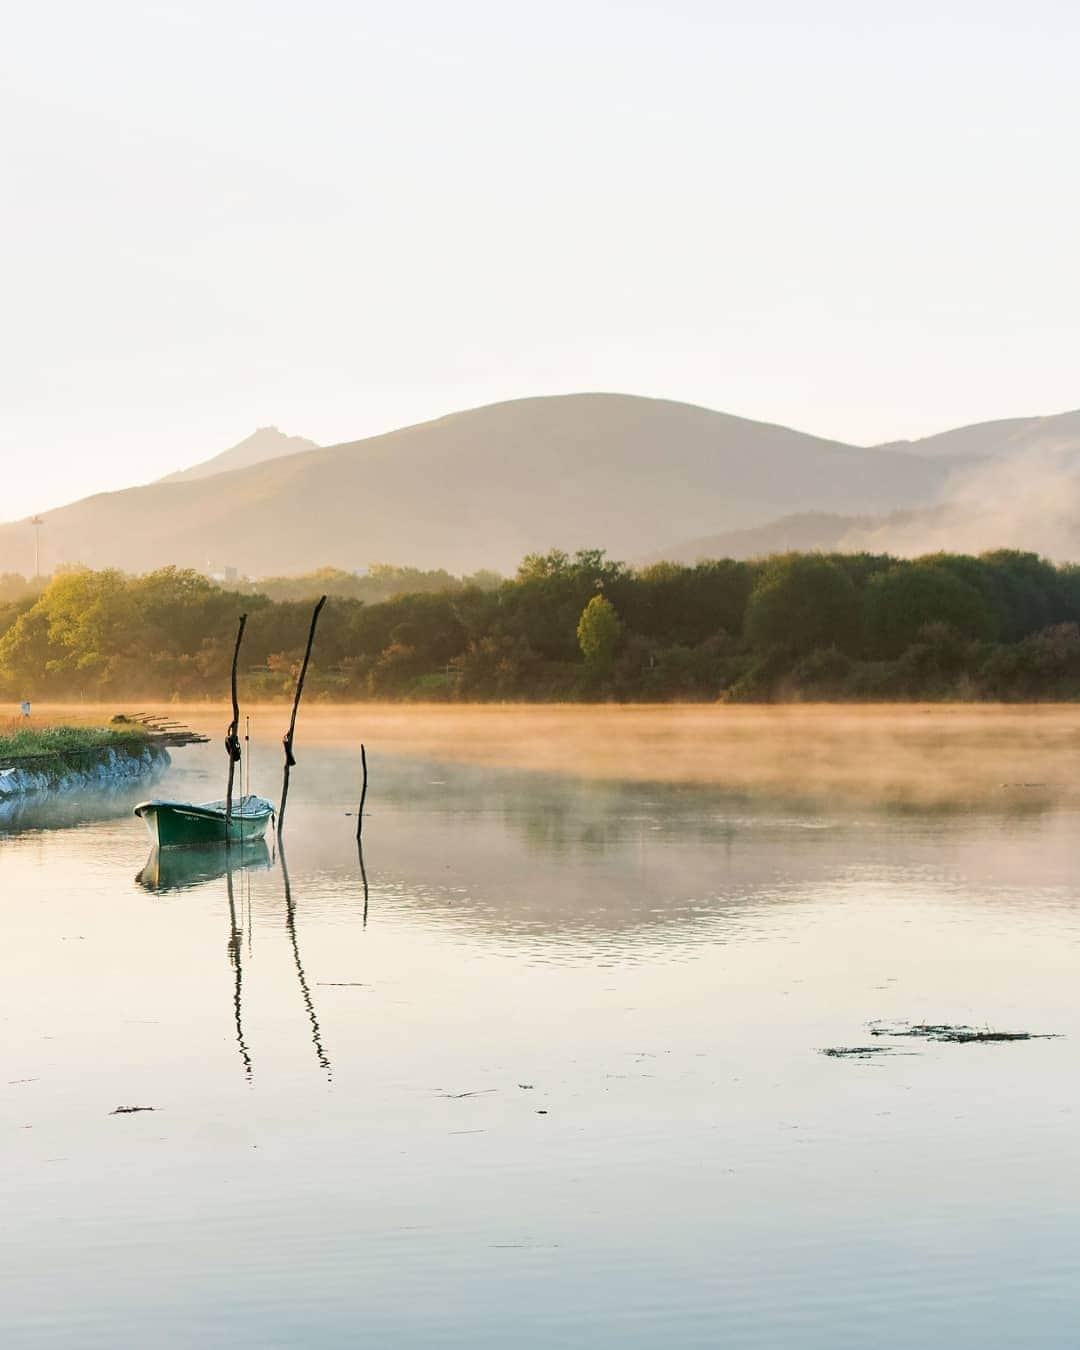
top-left (224, 613), bottom-right (248, 832)
top-left (356, 743), bottom-right (368, 842)
top-left (278, 594), bottom-right (327, 838)
top-left (355, 743), bottom-right (370, 925)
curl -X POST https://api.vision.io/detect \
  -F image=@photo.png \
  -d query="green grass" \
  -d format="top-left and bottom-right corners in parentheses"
top-left (0, 723), bottom-right (152, 768)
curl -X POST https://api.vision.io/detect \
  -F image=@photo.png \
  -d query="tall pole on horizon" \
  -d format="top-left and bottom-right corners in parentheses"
top-left (29, 516), bottom-right (43, 579)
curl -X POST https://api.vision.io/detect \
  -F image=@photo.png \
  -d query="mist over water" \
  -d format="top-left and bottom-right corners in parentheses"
top-left (37, 700), bottom-right (1080, 807)
top-left (3, 708), bottom-right (1079, 1348)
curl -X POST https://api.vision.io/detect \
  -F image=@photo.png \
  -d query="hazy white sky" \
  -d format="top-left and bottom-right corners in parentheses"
top-left (2, 0), bottom-right (1078, 522)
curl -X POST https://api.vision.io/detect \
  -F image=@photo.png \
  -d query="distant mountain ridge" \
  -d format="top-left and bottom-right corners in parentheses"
top-left (654, 407), bottom-right (1080, 563)
top-left (160, 426), bottom-right (318, 483)
top-left (873, 408), bottom-right (1080, 459)
top-left (1, 391), bottom-right (1077, 577)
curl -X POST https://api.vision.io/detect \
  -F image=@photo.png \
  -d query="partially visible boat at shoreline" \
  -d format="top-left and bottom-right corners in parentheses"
top-left (134, 795), bottom-right (276, 848)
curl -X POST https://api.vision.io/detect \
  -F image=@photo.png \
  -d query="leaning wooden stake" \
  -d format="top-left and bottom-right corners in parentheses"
top-left (357, 742), bottom-right (370, 925)
top-left (277, 594), bottom-right (327, 837)
top-left (224, 613), bottom-right (248, 831)
top-left (355, 743), bottom-right (368, 842)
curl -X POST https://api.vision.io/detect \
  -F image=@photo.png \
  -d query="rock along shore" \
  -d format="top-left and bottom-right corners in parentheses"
top-left (0, 744), bottom-right (171, 799)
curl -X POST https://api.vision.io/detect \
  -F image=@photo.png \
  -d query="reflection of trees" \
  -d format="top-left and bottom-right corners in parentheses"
top-left (360, 756), bottom-right (1056, 857)
top-left (337, 758), bottom-right (1068, 949)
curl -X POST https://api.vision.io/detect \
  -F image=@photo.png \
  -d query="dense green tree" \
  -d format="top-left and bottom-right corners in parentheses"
top-left (502, 549), bottom-right (626, 662)
top-left (0, 573), bottom-right (44, 604)
top-left (577, 594), bottom-right (623, 673)
top-left (829, 552), bottom-right (895, 592)
top-left (978, 550), bottom-right (1072, 640)
top-left (863, 562), bottom-right (994, 658)
top-left (611, 559), bottom-right (752, 646)
top-left (5, 547), bottom-right (1080, 704)
top-left (0, 606), bottom-right (53, 696)
top-left (744, 554), bottom-right (859, 655)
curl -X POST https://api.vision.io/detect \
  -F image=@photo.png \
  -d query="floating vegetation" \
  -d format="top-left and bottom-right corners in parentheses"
top-left (869, 1021), bottom-right (1060, 1044)
top-left (819, 1046), bottom-right (898, 1059)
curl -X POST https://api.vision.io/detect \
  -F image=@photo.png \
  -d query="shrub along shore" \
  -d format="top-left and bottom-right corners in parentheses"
top-left (4, 549), bottom-right (1080, 703)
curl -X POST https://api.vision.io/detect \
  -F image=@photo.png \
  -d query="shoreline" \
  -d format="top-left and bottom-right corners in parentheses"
top-left (0, 726), bottom-right (171, 800)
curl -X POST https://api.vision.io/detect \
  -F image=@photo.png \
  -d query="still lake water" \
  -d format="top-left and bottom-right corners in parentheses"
top-left (2, 707), bottom-right (1079, 1348)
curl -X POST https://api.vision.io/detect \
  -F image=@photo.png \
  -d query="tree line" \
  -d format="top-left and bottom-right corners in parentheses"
top-left (4, 548), bottom-right (1080, 702)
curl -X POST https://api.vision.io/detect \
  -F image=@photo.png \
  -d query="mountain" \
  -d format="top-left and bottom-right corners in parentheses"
top-left (874, 409), bottom-right (1080, 460)
top-left (0, 394), bottom-right (968, 578)
top-left (159, 426), bottom-right (318, 483)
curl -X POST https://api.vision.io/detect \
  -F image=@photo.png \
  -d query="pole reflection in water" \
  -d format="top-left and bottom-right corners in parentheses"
top-left (358, 835), bottom-right (369, 928)
top-left (225, 863), bottom-right (254, 1081)
top-left (280, 846), bottom-right (332, 1079)
top-left (134, 837), bottom-right (341, 1082)
top-left (136, 841), bottom-right (270, 1082)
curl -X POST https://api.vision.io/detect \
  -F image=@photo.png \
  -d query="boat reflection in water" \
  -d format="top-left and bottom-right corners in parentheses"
top-left (136, 839), bottom-right (272, 893)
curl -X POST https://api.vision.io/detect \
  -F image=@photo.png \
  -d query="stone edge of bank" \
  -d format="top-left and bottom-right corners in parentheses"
top-left (0, 744), bottom-right (171, 799)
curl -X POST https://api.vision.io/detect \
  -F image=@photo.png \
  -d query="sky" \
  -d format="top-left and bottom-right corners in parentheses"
top-left (2, 0), bottom-right (1078, 522)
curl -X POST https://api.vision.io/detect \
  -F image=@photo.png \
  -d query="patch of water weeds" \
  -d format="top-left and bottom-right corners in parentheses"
top-left (819, 1046), bottom-right (902, 1060)
top-left (869, 1021), bottom-right (1061, 1044)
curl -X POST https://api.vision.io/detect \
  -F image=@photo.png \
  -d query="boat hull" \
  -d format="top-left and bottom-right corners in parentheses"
top-left (134, 797), bottom-right (274, 848)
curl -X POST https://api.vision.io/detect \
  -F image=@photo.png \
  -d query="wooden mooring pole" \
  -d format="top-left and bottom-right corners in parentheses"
top-left (357, 743), bottom-right (370, 925)
top-left (224, 613), bottom-right (247, 830)
top-left (356, 743), bottom-right (368, 842)
top-left (277, 595), bottom-right (327, 838)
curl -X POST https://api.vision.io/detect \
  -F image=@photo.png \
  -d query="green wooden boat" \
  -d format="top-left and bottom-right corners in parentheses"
top-left (134, 794), bottom-right (276, 848)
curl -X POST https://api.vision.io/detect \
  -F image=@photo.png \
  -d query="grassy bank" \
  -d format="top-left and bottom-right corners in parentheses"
top-left (0, 723), bottom-right (153, 770)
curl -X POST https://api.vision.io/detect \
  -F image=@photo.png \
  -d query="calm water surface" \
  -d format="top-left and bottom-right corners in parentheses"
top-left (2, 715), bottom-right (1079, 1347)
